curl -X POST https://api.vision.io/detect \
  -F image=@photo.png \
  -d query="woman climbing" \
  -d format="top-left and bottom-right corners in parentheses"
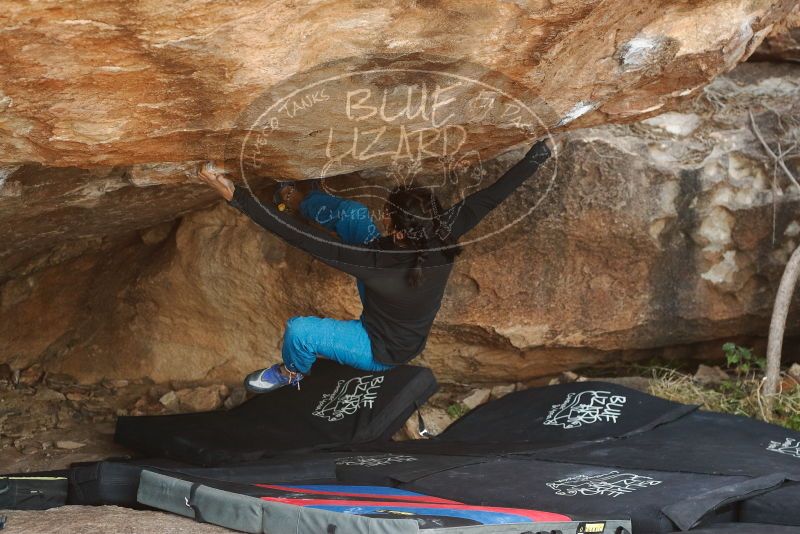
top-left (197, 137), bottom-right (553, 393)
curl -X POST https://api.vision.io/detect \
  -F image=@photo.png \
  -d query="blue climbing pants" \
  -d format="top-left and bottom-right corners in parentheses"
top-left (281, 191), bottom-right (393, 374)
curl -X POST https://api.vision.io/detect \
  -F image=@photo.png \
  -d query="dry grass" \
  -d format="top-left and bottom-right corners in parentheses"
top-left (648, 367), bottom-right (800, 431)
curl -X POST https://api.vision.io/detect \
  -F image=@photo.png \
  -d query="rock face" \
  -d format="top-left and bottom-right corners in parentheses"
top-left (0, 0), bottom-right (794, 171)
top-left (2, 4), bottom-right (800, 384)
top-left (2, 61), bottom-right (798, 384)
top-left (5, 0), bottom-right (792, 284)
top-left (753, 5), bottom-right (800, 62)
top-left (0, 163), bottom-right (219, 280)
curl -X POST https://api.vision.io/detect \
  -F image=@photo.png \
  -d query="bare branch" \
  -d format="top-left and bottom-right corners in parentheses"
top-left (749, 109), bottom-right (800, 192)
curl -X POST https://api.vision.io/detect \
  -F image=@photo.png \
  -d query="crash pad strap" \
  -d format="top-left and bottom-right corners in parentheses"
top-left (415, 402), bottom-right (429, 438)
top-left (188, 482), bottom-right (206, 523)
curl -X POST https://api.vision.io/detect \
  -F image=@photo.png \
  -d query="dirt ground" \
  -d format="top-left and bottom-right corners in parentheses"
top-left (1, 506), bottom-right (234, 533)
top-left (0, 378), bottom-right (150, 473)
top-left (0, 375), bottom-right (261, 532)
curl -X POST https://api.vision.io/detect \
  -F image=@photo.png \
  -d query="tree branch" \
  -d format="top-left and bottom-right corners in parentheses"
top-left (763, 243), bottom-right (800, 410)
top-left (749, 109), bottom-right (800, 192)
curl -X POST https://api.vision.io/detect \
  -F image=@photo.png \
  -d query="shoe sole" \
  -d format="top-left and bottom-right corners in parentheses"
top-left (243, 371), bottom-right (284, 394)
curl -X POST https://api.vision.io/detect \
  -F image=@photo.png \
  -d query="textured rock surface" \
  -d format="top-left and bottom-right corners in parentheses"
top-left (2, 62), bottom-right (798, 384)
top-left (0, 375), bottom-right (248, 472)
top-left (753, 5), bottom-right (800, 61)
top-left (2, 506), bottom-right (232, 534)
top-left (0, 0), bottom-right (794, 170)
top-left (1, 2), bottom-right (798, 384)
top-left (0, 163), bottom-right (218, 280)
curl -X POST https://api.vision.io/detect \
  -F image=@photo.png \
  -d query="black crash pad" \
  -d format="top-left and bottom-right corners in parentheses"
top-left (0, 476), bottom-right (68, 510)
top-left (537, 410), bottom-right (800, 478)
top-left (17, 378), bottom-right (800, 532)
top-left (681, 524), bottom-right (800, 533)
top-left (115, 360), bottom-right (437, 465)
top-left (432, 381), bottom-right (696, 451)
top-left (738, 481), bottom-right (800, 526)
top-left (345, 380), bottom-right (698, 457)
top-left (398, 457), bottom-right (750, 533)
top-left (62, 453), bottom-right (347, 507)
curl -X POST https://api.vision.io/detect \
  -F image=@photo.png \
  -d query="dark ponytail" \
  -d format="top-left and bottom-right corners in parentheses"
top-left (386, 186), bottom-right (462, 287)
top-left (407, 242), bottom-right (429, 288)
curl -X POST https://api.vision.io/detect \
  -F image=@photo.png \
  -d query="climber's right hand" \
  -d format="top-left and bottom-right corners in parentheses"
top-left (524, 137), bottom-right (553, 165)
top-left (198, 161), bottom-right (235, 201)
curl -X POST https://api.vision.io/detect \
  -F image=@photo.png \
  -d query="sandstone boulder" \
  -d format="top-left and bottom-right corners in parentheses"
top-left (489, 383), bottom-right (517, 400)
top-left (0, 0), bottom-right (794, 170)
top-left (224, 387), bottom-right (248, 410)
top-left (17, 364), bottom-right (44, 386)
top-left (1, 61), bottom-right (799, 384)
top-left (461, 388), bottom-right (492, 410)
top-left (159, 385), bottom-right (229, 412)
top-left (55, 440), bottom-right (86, 450)
top-left (789, 362), bottom-right (800, 379)
top-left (2, 2), bottom-right (795, 285)
top-left (753, 5), bottom-right (800, 62)
top-left (693, 364), bottom-right (731, 386)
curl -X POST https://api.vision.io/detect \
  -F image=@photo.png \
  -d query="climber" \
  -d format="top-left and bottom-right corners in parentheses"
top-left (197, 137), bottom-right (554, 393)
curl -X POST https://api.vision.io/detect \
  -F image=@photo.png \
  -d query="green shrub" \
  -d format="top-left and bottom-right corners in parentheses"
top-left (722, 342), bottom-right (766, 376)
top-left (446, 402), bottom-right (469, 420)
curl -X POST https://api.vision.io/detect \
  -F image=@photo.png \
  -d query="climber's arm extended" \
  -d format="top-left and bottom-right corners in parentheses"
top-left (196, 164), bottom-right (381, 277)
top-left (444, 138), bottom-right (553, 240)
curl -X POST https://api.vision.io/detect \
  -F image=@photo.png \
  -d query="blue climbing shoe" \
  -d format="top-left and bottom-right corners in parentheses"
top-left (244, 364), bottom-right (303, 393)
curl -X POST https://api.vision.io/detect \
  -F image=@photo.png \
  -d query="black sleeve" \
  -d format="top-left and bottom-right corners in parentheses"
top-left (228, 185), bottom-right (382, 278)
top-left (444, 140), bottom-right (551, 239)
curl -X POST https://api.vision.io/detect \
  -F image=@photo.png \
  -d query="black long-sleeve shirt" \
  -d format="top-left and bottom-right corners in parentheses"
top-left (228, 140), bottom-right (551, 365)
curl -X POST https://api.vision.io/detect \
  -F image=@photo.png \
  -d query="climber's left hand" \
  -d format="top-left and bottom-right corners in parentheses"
top-left (198, 161), bottom-right (235, 201)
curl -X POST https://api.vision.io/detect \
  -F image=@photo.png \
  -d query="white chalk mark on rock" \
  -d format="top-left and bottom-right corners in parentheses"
top-left (701, 250), bottom-right (738, 285)
top-left (557, 101), bottom-right (597, 127)
top-left (643, 112), bottom-right (701, 137)
top-left (0, 166), bottom-right (21, 195)
top-left (59, 19), bottom-right (119, 31)
top-left (619, 36), bottom-right (659, 69)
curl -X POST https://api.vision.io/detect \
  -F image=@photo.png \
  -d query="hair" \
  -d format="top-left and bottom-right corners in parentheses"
top-left (385, 186), bottom-right (462, 287)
